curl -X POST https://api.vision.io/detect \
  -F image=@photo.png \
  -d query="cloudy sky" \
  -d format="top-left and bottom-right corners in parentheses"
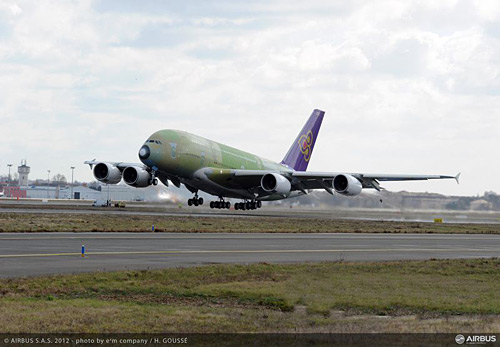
top-left (0, 0), bottom-right (498, 196)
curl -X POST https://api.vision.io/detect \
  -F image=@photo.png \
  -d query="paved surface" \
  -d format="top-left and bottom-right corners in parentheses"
top-left (1, 232), bottom-right (500, 278)
top-left (2, 206), bottom-right (500, 224)
top-left (2, 198), bottom-right (500, 223)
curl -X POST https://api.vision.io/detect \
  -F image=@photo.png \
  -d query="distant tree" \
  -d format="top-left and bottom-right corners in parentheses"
top-left (88, 181), bottom-right (102, 191)
top-left (445, 197), bottom-right (472, 210)
top-left (484, 192), bottom-right (500, 210)
top-left (52, 174), bottom-right (67, 185)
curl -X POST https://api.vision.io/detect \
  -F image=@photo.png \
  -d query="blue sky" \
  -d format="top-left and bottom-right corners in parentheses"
top-left (0, 0), bottom-right (499, 196)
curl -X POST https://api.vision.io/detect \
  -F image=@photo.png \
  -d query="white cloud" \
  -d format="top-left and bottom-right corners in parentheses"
top-left (0, 0), bottom-right (499, 196)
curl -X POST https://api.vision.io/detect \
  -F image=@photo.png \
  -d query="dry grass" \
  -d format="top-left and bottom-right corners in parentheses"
top-left (2, 298), bottom-right (500, 333)
top-left (1, 259), bottom-right (500, 332)
top-left (0, 212), bottom-right (499, 234)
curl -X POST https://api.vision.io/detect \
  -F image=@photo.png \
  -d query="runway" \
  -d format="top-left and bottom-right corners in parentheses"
top-left (1, 232), bottom-right (499, 278)
top-left (2, 206), bottom-right (500, 224)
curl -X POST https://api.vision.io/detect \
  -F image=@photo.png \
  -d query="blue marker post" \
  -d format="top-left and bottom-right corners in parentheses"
top-left (81, 245), bottom-right (85, 258)
top-left (152, 224), bottom-right (155, 232)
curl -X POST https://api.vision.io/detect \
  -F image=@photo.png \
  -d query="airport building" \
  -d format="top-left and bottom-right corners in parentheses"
top-left (18, 160), bottom-right (30, 187)
top-left (2, 183), bottom-right (174, 202)
top-left (3, 186), bottom-right (27, 199)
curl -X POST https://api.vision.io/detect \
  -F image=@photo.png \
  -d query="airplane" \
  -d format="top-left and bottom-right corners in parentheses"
top-left (85, 109), bottom-right (459, 210)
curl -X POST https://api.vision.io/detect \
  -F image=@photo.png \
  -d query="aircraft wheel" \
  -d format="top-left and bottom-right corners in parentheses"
top-left (245, 202), bottom-right (251, 210)
top-left (226, 202), bottom-right (230, 209)
top-left (235, 204), bottom-right (239, 210)
top-left (153, 178), bottom-right (158, 186)
top-left (198, 198), bottom-right (204, 205)
top-left (188, 199), bottom-right (193, 206)
top-left (210, 201), bottom-right (214, 209)
top-left (257, 201), bottom-right (262, 208)
top-left (193, 199), bottom-right (199, 207)
top-left (251, 202), bottom-right (256, 210)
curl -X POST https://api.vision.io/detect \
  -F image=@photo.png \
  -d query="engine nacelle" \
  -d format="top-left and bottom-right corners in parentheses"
top-left (333, 174), bottom-right (362, 196)
top-left (93, 163), bottom-right (122, 184)
top-left (261, 173), bottom-right (291, 195)
top-left (123, 167), bottom-right (153, 188)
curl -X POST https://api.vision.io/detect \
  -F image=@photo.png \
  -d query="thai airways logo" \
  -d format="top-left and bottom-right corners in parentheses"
top-left (298, 130), bottom-right (314, 162)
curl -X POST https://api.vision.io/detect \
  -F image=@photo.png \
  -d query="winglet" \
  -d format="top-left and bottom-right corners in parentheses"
top-left (84, 159), bottom-right (97, 170)
top-left (455, 172), bottom-right (461, 184)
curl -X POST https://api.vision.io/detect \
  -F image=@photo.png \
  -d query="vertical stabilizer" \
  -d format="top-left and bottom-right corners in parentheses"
top-left (281, 109), bottom-right (324, 171)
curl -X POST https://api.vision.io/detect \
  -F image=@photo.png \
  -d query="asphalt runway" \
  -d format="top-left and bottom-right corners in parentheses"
top-left (1, 232), bottom-right (500, 278)
top-left (2, 206), bottom-right (500, 224)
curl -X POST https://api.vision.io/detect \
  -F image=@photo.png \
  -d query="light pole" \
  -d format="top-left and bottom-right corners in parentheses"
top-left (47, 170), bottom-right (51, 199)
top-left (70, 166), bottom-right (75, 199)
top-left (7, 164), bottom-right (12, 185)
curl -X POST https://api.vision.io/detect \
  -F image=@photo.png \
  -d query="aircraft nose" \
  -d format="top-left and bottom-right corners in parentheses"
top-left (139, 145), bottom-right (150, 160)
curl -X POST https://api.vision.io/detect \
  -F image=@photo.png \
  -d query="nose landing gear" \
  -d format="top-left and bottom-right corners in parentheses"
top-left (148, 168), bottom-right (159, 186)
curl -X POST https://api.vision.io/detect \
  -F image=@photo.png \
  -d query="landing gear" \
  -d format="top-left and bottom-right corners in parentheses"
top-left (210, 198), bottom-right (230, 209)
top-left (148, 169), bottom-right (159, 186)
top-left (234, 200), bottom-right (262, 211)
top-left (187, 195), bottom-right (203, 207)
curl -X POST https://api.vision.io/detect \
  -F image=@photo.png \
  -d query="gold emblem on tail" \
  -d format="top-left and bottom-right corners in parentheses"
top-left (298, 131), bottom-right (313, 162)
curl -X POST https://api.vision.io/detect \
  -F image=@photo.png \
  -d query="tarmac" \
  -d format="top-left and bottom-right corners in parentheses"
top-left (1, 232), bottom-right (499, 278)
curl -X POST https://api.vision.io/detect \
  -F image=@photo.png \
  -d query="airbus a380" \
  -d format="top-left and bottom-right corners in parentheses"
top-left (85, 109), bottom-right (459, 210)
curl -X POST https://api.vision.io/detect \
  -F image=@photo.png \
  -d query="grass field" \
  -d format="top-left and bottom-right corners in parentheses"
top-left (1, 259), bottom-right (500, 332)
top-left (1, 212), bottom-right (499, 234)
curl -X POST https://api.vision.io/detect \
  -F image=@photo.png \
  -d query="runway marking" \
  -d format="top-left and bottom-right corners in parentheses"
top-left (0, 248), bottom-right (499, 258)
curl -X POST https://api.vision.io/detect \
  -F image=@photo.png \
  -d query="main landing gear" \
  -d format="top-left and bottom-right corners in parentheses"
top-left (234, 200), bottom-right (262, 211)
top-left (187, 195), bottom-right (203, 207)
top-left (210, 198), bottom-right (230, 209)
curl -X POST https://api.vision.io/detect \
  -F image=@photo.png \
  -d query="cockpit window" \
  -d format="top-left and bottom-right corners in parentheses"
top-left (147, 139), bottom-right (162, 144)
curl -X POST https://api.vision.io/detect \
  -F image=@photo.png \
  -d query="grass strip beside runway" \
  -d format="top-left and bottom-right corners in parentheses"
top-left (1, 259), bottom-right (500, 332)
top-left (1, 212), bottom-right (499, 233)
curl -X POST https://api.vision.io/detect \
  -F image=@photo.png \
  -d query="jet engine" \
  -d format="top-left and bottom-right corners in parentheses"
top-left (93, 163), bottom-right (122, 184)
top-left (261, 173), bottom-right (291, 195)
top-left (333, 174), bottom-right (362, 196)
top-left (123, 166), bottom-right (153, 187)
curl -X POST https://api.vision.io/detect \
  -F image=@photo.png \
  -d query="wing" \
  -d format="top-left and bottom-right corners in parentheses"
top-left (202, 168), bottom-right (460, 196)
top-left (291, 171), bottom-right (460, 194)
top-left (84, 160), bottom-right (146, 171)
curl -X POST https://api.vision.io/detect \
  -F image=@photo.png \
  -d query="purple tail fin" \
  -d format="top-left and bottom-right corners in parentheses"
top-left (281, 109), bottom-right (324, 171)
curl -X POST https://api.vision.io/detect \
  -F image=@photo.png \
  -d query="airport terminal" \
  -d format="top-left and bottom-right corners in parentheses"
top-left (0, 160), bottom-right (175, 202)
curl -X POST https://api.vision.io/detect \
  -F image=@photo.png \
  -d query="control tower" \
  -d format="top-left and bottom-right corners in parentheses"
top-left (18, 160), bottom-right (30, 187)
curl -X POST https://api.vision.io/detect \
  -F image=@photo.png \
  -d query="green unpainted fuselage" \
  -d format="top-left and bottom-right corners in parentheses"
top-left (140, 130), bottom-right (293, 199)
